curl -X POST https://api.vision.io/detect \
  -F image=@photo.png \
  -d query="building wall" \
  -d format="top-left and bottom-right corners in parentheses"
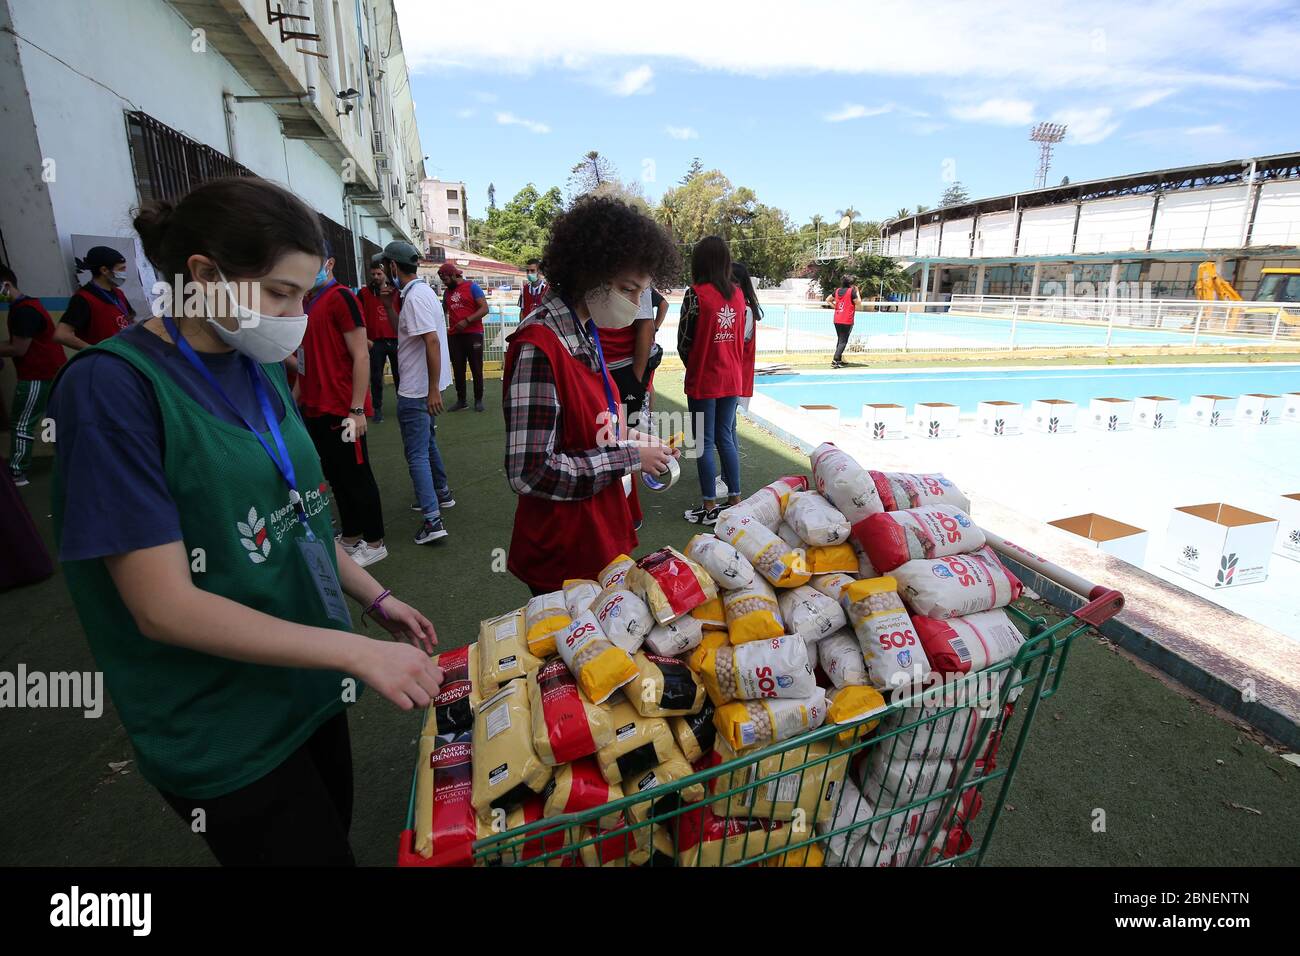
top-left (1017, 203), bottom-right (1076, 256)
top-left (420, 178), bottom-right (468, 248)
top-left (939, 217), bottom-right (972, 257)
top-left (1149, 183), bottom-right (1249, 251)
top-left (1073, 195), bottom-right (1154, 254)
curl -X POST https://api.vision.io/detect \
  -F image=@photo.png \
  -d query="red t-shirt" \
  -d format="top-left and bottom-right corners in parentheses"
top-left (444, 281), bottom-right (485, 335)
top-left (684, 283), bottom-right (746, 400)
top-left (833, 286), bottom-right (856, 325)
top-left (358, 286), bottom-right (399, 340)
top-left (297, 281), bottom-right (372, 418)
top-left (7, 297), bottom-right (67, 381)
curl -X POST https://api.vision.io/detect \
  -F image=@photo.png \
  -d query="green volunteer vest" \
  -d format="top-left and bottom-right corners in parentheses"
top-left (53, 335), bottom-right (361, 800)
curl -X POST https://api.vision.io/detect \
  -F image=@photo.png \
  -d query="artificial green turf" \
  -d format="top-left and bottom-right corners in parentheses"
top-left (0, 372), bottom-right (1294, 866)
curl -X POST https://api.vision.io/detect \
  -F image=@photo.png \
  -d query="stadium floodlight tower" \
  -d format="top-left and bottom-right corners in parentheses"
top-left (1030, 122), bottom-right (1068, 189)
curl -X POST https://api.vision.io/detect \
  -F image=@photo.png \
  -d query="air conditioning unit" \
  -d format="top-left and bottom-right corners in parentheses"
top-left (372, 130), bottom-right (386, 155)
top-left (375, 156), bottom-right (389, 171)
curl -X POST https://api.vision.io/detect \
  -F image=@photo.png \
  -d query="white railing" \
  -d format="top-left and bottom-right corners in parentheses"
top-left (478, 295), bottom-right (1296, 364)
top-left (886, 222), bottom-right (1300, 259)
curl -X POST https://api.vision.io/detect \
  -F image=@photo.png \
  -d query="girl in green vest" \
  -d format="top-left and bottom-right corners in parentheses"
top-left (48, 177), bottom-right (443, 865)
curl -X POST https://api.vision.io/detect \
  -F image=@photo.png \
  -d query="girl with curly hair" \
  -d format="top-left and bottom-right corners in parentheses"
top-left (502, 195), bottom-right (681, 594)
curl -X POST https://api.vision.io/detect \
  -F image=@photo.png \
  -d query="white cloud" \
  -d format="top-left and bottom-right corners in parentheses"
top-left (1184, 123), bottom-right (1227, 135)
top-left (473, 91), bottom-right (499, 103)
top-left (665, 125), bottom-right (698, 140)
top-left (610, 65), bottom-right (654, 96)
top-left (455, 107), bottom-right (476, 119)
top-left (824, 103), bottom-right (894, 123)
top-left (949, 98), bottom-right (1035, 125)
top-left (495, 112), bottom-right (551, 134)
top-left (1053, 106), bottom-right (1120, 144)
top-left (1128, 88), bottom-right (1176, 110)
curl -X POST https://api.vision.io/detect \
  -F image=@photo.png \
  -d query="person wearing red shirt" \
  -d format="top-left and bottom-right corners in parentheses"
top-left (733, 261), bottom-right (763, 402)
top-left (518, 258), bottom-right (548, 319)
top-left (357, 259), bottom-right (401, 422)
top-left (1, 263), bottom-right (66, 486)
top-left (298, 243), bottom-right (386, 567)
top-left (55, 246), bottom-right (135, 350)
top-left (438, 263), bottom-right (489, 412)
top-left (829, 274), bottom-right (861, 368)
top-left (676, 236), bottom-right (747, 525)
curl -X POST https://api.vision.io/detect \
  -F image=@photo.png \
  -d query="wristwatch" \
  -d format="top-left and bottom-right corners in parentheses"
top-left (349, 407), bottom-right (365, 415)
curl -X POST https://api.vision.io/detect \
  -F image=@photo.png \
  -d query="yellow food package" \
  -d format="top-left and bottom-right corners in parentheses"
top-left (598, 553), bottom-right (636, 590)
top-left (764, 843), bottom-right (826, 867)
top-left (628, 652), bottom-right (706, 718)
top-left (528, 658), bottom-right (617, 765)
top-left (672, 701), bottom-right (717, 763)
top-left (673, 806), bottom-right (796, 867)
top-left (542, 757), bottom-right (623, 831)
top-left (711, 736), bottom-right (850, 823)
top-left (827, 685), bottom-right (888, 741)
top-left (623, 741), bottom-right (707, 818)
top-left (595, 696), bottom-right (675, 785)
top-left (687, 630), bottom-right (729, 674)
top-left (722, 578), bottom-right (784, 645)
top-left (714, 690), bottom-right (828, 753)
top-left (477, 609), bottom-right (542, 694)
top-left (573, 819), bottom-right (676, 867)
top-left (715, 509), bottom-right (811, 589)
top-left (805, 543), bottom-right (859, 575)
top-left (471, 680), bottom-right (552, 815)
top-left (524, 590), bottom-right (571, 658)
top-left (556, 610), bottom-right (639, 705)
top-left (690, 596), bottom-right (727, 631)
top-left (420, 642), bottom-right (481, 737)
top-left (625, 547), bottom-right (718, 625)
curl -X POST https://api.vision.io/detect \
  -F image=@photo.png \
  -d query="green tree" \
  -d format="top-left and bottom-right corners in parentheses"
top-left (894, 207), bottom-right (912, 221)
top-left (681, 157), bottom-right (704, 184)
top-left (915, 204), bottom-right (930, 214)
top-left (939, 182), bottom-right (970, 207)
top-left (487, 182), bottom-right (497, 210)
top-left (468, 182), bottom-right (567, 265)
top-left (567, 150), bottom-right (617, 199)
top-left (813, 252), bottom-right (911, 301)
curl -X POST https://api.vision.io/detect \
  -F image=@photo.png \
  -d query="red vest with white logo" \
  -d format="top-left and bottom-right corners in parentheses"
top-left (73, 285), bottom-right (132, 344)
top-left (444, 281), bottom-right (483, 335)
top-left (520, 281), bottom-right (548, 320)
top-left (833, 286), bottom-right (856, 325)
top-left (503, 321), bottom-right (636, 591)
top-left (9, 297), bottom-right (67, 381)
top-left (684, 283), bottom-right (746, 400)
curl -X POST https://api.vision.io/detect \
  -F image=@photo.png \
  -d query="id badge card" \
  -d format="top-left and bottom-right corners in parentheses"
top-left (296, 536), bottom-right (352, 626)
top-left (621, 472), bottom-right (633, 497)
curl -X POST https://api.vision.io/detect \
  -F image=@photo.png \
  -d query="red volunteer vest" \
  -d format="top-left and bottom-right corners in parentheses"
top-left (9, 297), bottom-right (67, 381)
top-left (358, 286), bottom-right (398, 339)
top-left (833, 286), bottom-right (856, 325)
top-left (503, 321), bottom-right (636, 591)
top-left (444, 282), bottom-right (483, 335)
top-left (520, 282), bottom-right (548, 320)
top-left (73, 285), bottom-right (132, 345)
top-left (684, 283), bottom-right (746, 400)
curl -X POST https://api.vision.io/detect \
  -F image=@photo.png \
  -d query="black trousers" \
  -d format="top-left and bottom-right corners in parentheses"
top-left (368, 338), bottom-right (399, 414)
top-left (610, 363), bottom-right (649, 431)
top-left (305, 414), bottom-right (385, 542)
top-left (833, 322), bottom-right (853, 362)
top-left (159, 711), bottom-right (355, 866)
top-left (448, 332), bottom-right (484, 403)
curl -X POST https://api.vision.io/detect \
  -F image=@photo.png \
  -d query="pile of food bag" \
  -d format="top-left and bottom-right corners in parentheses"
top-left (409, 443), bottom-right (1029, 868)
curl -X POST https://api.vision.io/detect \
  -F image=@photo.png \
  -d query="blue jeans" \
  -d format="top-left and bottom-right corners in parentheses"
top-left (688, 396), bottom-right (741, 501)
top-left (396, 395), bottom-right (449, 520)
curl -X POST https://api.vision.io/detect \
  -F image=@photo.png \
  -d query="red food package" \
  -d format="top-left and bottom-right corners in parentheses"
top-left (857, 505), bottom-right (985, 573)
top-left (429, 732), bottom-right (476, 861)
top-left (529, 658), bottom-right (615, 765)
top-left (626, 547), bottom-right (717, 625)
top-left (913, 608), bottom-right (1026, 675)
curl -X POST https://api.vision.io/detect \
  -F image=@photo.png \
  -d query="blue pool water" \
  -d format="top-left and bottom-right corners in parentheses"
top-left (754, 364), bottom-right (1300, 415)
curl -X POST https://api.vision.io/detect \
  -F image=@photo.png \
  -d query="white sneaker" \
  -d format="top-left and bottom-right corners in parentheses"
top-left (349, 541), bottom-right (388, 567)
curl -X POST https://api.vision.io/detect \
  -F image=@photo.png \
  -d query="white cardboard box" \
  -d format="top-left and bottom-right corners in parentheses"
top-left (862, 403), bottom-right (907, 440)
top-left (1284, 392), bottom-right (1300, 422)
top-left (800, 404), bottom-right (839, 426)
top-left (1274, 493), bottom-right (1300, 564)
top-left (1237, 393), bottom-right (1283, 426)
top-left (1135, 395), bottom-right (1178, 430)
top-left (1028, 399), bottom-right (1078, 434)
top-left (1189, 394), bottom-right (1236, 428)
top-left (1049, 513), bottom-right (1149, 566)
top-left (1163, 503), bottom-right (1278, 588)
top-left (977, 401), bottom-right (1022, 436)
top-left (915, 402), bottom-right (960, 439)
top-left (1087, 397), bottom-right (1134, 431)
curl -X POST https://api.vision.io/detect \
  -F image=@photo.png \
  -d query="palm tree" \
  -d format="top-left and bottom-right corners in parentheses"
top-left (894, 206), bottom-right (912, 221)
top-left (835, 207), bottom-right (860, 246)
top-left (915, 204), bottom-right (929, 214)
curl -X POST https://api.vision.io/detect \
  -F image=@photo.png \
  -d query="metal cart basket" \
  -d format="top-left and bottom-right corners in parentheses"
top-left (398, 532), bottom-right (1123, 867)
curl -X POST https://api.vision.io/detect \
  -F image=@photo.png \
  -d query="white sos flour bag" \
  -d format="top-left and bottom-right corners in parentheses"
top-left (785, 490), bottom-right (851, 546)
top-left (810, 443), bottom-right (884, 527)
top-left (858, 504), bottom-right (985, 574)
top-left (818, 631), bottom-right (869, 688)
top-left (893, 546), bottom-right (1023, 620)
top-left (685, 533), bottom-right (756, 591)
top-left (777, 585), bottom-right (848, 645)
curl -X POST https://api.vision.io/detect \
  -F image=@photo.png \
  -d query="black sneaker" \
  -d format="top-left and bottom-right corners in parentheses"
top-left (684, 506), bottom-right (721, 526)
top-left (437, 491), bottom-right (456, 510)
top-left (474, 400), bottom-right (485, 412)
top-left (414, 517), bottom-right (449, 544)
top-left (373, 412), bottom-right (384, 423)
top-left (12, 473), bottom-right (29, 488)
top-left (449, 402), bottom-right (469, 412)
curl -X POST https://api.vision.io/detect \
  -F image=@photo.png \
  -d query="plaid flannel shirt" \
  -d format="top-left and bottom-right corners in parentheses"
top-left (504, 292), bottom-right (640, 501)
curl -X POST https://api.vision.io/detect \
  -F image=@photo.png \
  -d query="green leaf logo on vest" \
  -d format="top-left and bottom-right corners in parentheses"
top-left (237, 506), bottom-right (271, 564)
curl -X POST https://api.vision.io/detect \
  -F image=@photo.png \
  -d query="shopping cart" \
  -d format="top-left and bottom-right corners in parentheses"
top-left (397, 532), bottom-right (1123, 867)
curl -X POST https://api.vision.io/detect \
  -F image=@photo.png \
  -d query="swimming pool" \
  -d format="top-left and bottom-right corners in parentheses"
top-left (754, 363), bottom-right (1300, 415)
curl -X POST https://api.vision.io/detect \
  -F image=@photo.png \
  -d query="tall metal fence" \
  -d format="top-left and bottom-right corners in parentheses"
top-left (481, 294), bottom-right (1297, 366)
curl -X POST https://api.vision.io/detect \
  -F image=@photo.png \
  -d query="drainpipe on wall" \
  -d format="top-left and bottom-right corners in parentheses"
top-left (222, 93), bottom-right (238, 163)
top-left (1238, 159), bottom-right (1257, 248)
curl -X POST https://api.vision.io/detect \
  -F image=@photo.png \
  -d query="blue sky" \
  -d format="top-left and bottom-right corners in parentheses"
top-left (394, 0), bottom-right (1299, 225)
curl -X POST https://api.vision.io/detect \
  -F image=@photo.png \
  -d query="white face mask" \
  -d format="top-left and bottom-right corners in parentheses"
top-left (108, 270), bottom-right (128, 287)
top-left (584, 284), bottom-right (640, 330)
top-left (203, 269), bottom-right (308, 364)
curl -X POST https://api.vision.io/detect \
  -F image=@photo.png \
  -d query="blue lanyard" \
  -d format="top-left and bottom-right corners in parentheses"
top-left (307, 278), bottom-right (337, 309)
top-left (161, 314), bottom-right (315, 539)
top-left (87, 283), bottom-right (128, 315)
top-left (584, 318), bottom-right (620, 441)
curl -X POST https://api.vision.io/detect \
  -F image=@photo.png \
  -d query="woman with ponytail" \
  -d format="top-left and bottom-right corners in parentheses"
top-left (47, 176), bottom-right (442, 865)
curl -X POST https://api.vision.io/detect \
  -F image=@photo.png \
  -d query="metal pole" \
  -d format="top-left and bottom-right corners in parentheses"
top-left (783, 304), bottom-right (791, 355)
top-left (1009, 303), bottom-right (1018, 351)
top-left (903, 302), bottom-right (912, 352)
top-left (1154, 299), bottom-right (1164, 329)
top-left (1191, 310), bottom-right (1202, 347)
top-left (1271, 307), bottom-right (1283, 343)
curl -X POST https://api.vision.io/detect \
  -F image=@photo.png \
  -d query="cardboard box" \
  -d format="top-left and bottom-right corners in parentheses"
top-left (799, 404), bottom-right (839, 426)
top-left (1135, 396), bottom-right (1178, 430)
top-left (1029, 399), bottom-right (1077, 434)
top-left (915, 402), bottom-right (960, 439)
top-left (1163, 503), bottom-right (1278, 588)
top-left (1236, 393), bottom-right (1283, 426)
top-left (977, 401), bottom-right (1022, 436)
top-left (1087, 397), bottom-right (1134, 432)
top-left (1049, 513), bottom-right (1149, 566)
top-left (861, 403), bottom-right (906, 440)
top-left (1274, 493), bottom-right (1300, 564)
top-left (1189, 394), bottom-right (1236, 428)
top-left (1284, 392), bottom-right (1300, 422)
